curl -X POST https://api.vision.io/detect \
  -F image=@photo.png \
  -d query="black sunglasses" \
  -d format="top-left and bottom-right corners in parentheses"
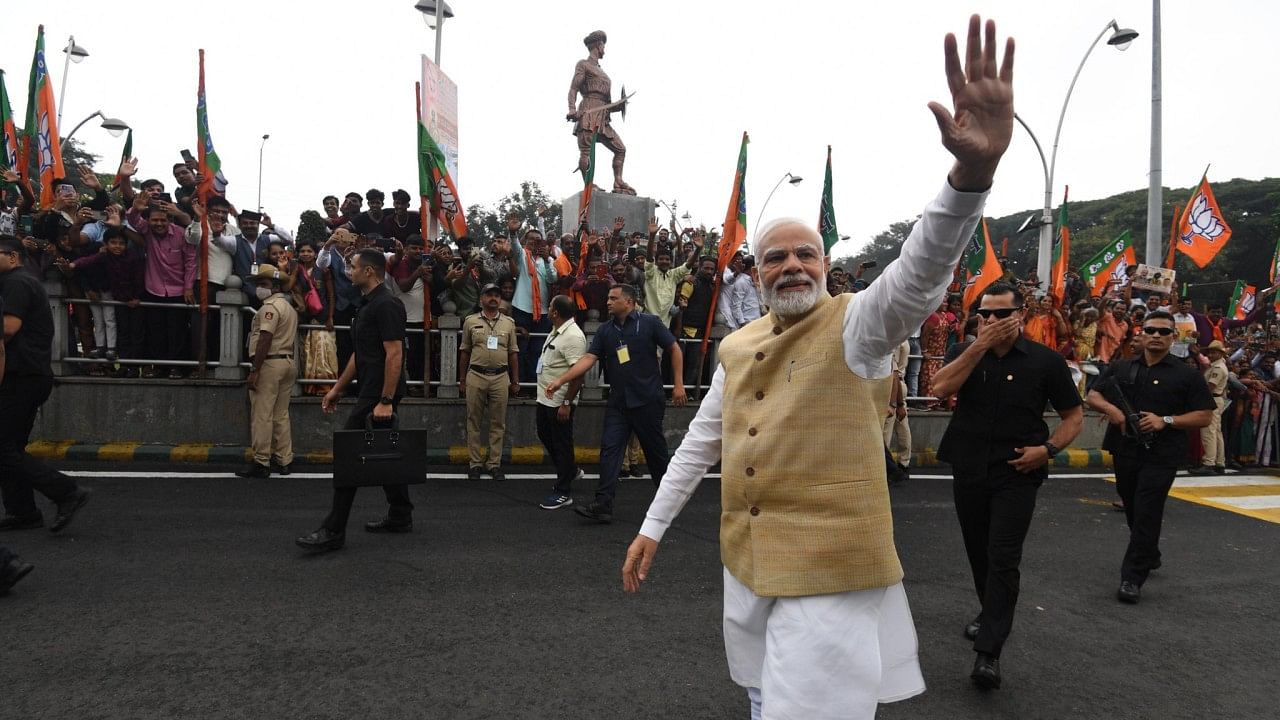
top-left (975, 306), bottom-right (1023, 319)
top-left (1142, 326), bottom-right (1175, 336)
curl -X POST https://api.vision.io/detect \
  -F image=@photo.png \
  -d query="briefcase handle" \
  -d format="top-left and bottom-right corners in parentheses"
top-left (363, 413), bottom-right (399, 431)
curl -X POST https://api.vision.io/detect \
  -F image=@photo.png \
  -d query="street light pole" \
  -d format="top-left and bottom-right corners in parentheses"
top-left (257, 134), bottom-right (270, 212)
top-left (1146, 0), bottom-right (1163, 266)
top-left (1031, 20), bottom-right (1139, 284)
top-left (57, 36), bottom-right (88, 130)
top-left (753, 172), bottom-right (803, 246)
top-left (434, 1), bottom-right (444, 65)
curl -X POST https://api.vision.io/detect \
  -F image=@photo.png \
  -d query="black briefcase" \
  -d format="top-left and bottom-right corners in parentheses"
top-left (332, 414), bottom-right (427, 488)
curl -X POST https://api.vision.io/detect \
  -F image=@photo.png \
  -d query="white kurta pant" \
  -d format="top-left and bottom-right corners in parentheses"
top-left (723, 568), bottom-right (924, 720)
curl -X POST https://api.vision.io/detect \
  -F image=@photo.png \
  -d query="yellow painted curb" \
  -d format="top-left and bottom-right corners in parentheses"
top-left (98, 442), bottom-right (142, 461)
top-left (26, 440), bottom-right (75, 460)
top-left (170, 444), bottom-right (213, 463)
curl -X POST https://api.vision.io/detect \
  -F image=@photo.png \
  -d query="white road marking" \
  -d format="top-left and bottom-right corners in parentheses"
top-left (1202, 495), bottom-right (1280, 510)
top-left (60, 470), bottom-right (1131, 481)
top-left (1172, 476), bottom-right (1280, 489)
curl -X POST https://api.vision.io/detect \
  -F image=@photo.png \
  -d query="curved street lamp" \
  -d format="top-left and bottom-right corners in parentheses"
top-left (62, 110), bottom-right (129, 150)
top-left (752, 172), bottom-right (803, 248)
top-left (414, 0), bottom-right (455, 65)
top-left (57, 36), bottom-right (90, 130)
top-left (1026, 19), bottom-right (1139, 284)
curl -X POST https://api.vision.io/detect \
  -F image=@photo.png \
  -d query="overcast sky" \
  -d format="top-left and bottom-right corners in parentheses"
top-left (5, 1), bottom-right (1277, 258)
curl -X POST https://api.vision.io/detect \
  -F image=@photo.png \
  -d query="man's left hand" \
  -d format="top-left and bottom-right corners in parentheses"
top-left (1137, 411), bottom-right (1167, 433)
top-left (672, 385), bottom-right (687, 407)
top-left (183, 289), bottom-right (195, 305)
top-left (928, 15), bottom-right (1015, 191)
top-left (557, 404), bottom-right (572, 423)
top-left (1008, 445), bottom-right (1049, 473)
top-left (373, 401), bottom-right (394, 421)
top-left (246, 370), bottom-right (259, 391)
top-left (509, 382), bottom-right (522, 396)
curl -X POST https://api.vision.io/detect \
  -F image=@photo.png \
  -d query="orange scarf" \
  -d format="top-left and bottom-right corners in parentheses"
top-left (524, 248), bottom-right (542, 321)
top-left (1210, 319), bottom-right (1225, 343)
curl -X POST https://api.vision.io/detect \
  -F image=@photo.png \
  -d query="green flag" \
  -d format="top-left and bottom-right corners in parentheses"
top-left (818, 145), bottom-right (838, 254)
top-left (0, 70), bottom-right (18, 181)
top-left (1079, 231), bottom-right (1136, 295)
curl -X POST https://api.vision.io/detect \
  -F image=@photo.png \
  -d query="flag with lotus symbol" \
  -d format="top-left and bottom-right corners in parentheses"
top-left (1228, 280), bottom-right (1256, 321)
top-left (1081, 231), bottom-right (1136, 296)
top-left (1048, 187), bottom-right (1070, 306)
top-left (963, 217), bottom-right (1001, 309)
top-left (1176, 175), bottom-right (1231, 269)
top-left (25, 25), bottom-right (65, 207)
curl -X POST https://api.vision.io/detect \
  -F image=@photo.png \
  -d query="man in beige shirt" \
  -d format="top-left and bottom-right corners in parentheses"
top-left (238, 264), bottom-right (299, 479)
top-left (1192, 340), bottom-right (1231, 474)
top-left (460, 284), bottom-right (520, 481)
top-left (536, 295), bottom-right (588, 509)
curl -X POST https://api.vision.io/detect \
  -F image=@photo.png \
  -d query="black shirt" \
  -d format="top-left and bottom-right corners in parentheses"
top-left (0, 267), bottom-right (55, 377)
top-left (682, 275), bottom-right (716, 338)
top-left (937, 337), bottom-right (1082, 478)
top-left (588, 310), bottom-right (676, 409)
top-left (350, 284), bottom-right (407, 400)
top-left (351, 213), bottom-right (393, 250)
top-left (1095, 354), bottom-right (1215, 464)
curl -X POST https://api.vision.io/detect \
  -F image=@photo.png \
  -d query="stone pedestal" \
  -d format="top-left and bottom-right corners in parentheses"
top-left (561, 191), bottom-right (656, 237)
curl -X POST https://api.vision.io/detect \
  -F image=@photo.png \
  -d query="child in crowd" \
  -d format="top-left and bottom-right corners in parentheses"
top-left (62, 217), bottom-right (147, 377)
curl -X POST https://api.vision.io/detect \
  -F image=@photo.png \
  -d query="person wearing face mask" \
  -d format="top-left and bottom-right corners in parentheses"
top-left (237, 265), bottom-right (299, 479)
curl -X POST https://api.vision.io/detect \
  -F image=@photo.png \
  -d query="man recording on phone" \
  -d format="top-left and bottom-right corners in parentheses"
top-left (1086, 310), bottom-right (1214, 605)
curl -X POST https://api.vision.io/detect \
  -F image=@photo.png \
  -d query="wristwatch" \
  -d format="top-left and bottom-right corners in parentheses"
top-left (1043, 442), bottom-right (1061, 457)
top-left (379, 396), bottom-right (394, 405)
top-left (1162, 415), bottom-right (1175, 428)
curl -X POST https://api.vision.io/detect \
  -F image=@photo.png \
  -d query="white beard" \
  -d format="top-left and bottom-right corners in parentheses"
top-left (763, 273), bottom-right (821, 317)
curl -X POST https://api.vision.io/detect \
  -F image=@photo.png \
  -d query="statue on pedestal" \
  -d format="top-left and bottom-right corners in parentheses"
top-left (566, 30), bottom-right (636, 196)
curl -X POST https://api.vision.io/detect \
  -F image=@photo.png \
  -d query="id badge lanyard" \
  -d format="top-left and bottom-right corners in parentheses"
top-left (616, 314), bottom-right (634, 365)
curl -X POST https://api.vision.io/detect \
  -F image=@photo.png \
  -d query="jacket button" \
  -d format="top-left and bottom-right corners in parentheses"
top-left (750, 506), bottom-right (760, 516)
top-left (745, 467), bottom-right (755, 476)
top-left (755, 391), bottom-right (764, 400)
top-left (755, 352), bottom-right (765, 361)
top-left (748, 427), bottom-right (758, 437)
top-left (772, 327), bottom-right (783, 335)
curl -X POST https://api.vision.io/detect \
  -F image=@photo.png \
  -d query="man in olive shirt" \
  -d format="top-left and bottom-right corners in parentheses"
top-left (297, 249), bottom-right (411, 552)
top-left (933, 282), bottom-right (1083, 690)
top-left (237, 265), bottom-right (300, 479)
top-left (536, 295), bottom-right (587, 509)
top-left (0, 234), bottom-right (90, 533)
top-left (1087, 311), bottom-right (1214, 604)
top-left (460, 283), bottom-right (520, 482)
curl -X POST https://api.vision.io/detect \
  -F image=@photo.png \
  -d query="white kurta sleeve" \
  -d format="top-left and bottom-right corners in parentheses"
top-left (639, 365), bottom-right (726, 541)
top-left (843, 180), bottom-right (987, 379)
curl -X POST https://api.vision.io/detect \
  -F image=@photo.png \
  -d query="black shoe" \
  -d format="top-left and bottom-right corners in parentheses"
top-left (1213, 465), bottom-right (1226, 475)
top-left (0, 514), bottom-right (43, 531)
top-left (270, 459), bottom-right (293, 476)
top-left (467, 466), bottom-right (482, 481)
top-left (488, 467), bottom-right (505, 482)
top-left (295, 528), bottom-right (345, 553)
top-left (964, 615), bottom-right (982, 641)
top-left (50, 489), bottom-right (90, 533)
top-left (1188, 466), bottom-right (1215, 476)
top-left (1150, 558), bottom-right (1162, 571)
top-left (235, 463), bottom-right (272, 479)
top-left (574, 501), bottom-right (613, 523)
top-left (364, 518), bottom-right (413, 533)
top-left (970, 653), bottom-right (1001, 689)
top-left (0, 557), bottom-right (35, 595)
top-left (618, 467), bottom-right (632, 478)
top-left (1117, 581), bottom-right (1141, 604)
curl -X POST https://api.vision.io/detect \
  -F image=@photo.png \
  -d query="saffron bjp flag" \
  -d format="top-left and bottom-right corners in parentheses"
top-left (25, 26), bottom-right (65, 206)
top-left (0, 71), bottom-right (19, 183)
top-left (703, 131), bottom-right (749, 355)
top-left (1228, 280), bottom-right (1256, 321)
top-left (416, 92), bottom-right (466, 239)
top-left (1175, 175), bottom-right (1232, 269)
top-left (962, 217), bottom-right (1001, 309)
top-left (575, 131), bottom-right (599, 273)
top-left (1080, 231), bottom-right (1137, 295)
top-left (1048, 187), bottom-right (1070, 306)
top-left (818, 145), bottom-right (839, 255)
top-left (196, 50), bottom-right (227, 199)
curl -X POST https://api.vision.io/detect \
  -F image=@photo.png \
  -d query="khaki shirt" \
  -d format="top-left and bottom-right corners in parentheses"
top-left (1204, 358), bottom-right (1229, 397)
top-left (249, 293), bottom-right (299, 356)
top-left (536, 319), bottom-right (588, 408)
top-left (462, 311), bottom-right (518, 369)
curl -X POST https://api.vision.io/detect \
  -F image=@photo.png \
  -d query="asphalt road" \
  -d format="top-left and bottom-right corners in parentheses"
top-left (3, 465), bottom-right (1277, 720)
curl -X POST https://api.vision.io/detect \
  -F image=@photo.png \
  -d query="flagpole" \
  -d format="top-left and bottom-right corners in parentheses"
top-left (196, 49), bottom-right (211, 377)
top-left (415, 81), bottom-right (432, 383)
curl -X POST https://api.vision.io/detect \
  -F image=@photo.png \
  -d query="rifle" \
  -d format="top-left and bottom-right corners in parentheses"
top-left (1102, 373), bottom-right (1154, 449)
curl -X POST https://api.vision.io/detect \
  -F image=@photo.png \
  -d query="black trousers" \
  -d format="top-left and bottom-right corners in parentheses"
top-left (145, 293), bottom-right (190, 362)
top-left (406, 331), bottom-right (426, 383)
top-left (1113, 452), bottom-right (1178, 586)
top-left (513, 307), bottom-right (551, 384)
top-left (536, 403), bottom-right (577, 494)
top-left (190, 283), bottom-right (224, 362)
top-left (595, 400), bottom-right (670, 508)
top-left (116, 305), bottom-right (147, 360)
top-left (0, 375), bottom-right (79, 519)
top-left (952, 462), bottom-right (1041, 658)
top-left (333, 306), bottom-right (357, 378)
top-left (322, 398), bottom-right (414, 532)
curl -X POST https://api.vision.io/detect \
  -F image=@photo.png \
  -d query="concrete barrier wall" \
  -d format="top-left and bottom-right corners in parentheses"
top-left (32, 378), bottom-right (1109, 457)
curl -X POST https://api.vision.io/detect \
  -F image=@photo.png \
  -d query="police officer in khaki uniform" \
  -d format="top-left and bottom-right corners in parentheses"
top-left (459, 283), bottom-right (520, 481)
top-left (1191, 340), bottom-right (1230, 475)
top-left (237, 264), bottom-right (299, 479)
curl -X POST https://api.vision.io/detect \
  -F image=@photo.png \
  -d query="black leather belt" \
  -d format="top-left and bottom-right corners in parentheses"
top-left (469, 365), bottom-right (508, 376)
top-left (266, 354), bottom-right (293, 360)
